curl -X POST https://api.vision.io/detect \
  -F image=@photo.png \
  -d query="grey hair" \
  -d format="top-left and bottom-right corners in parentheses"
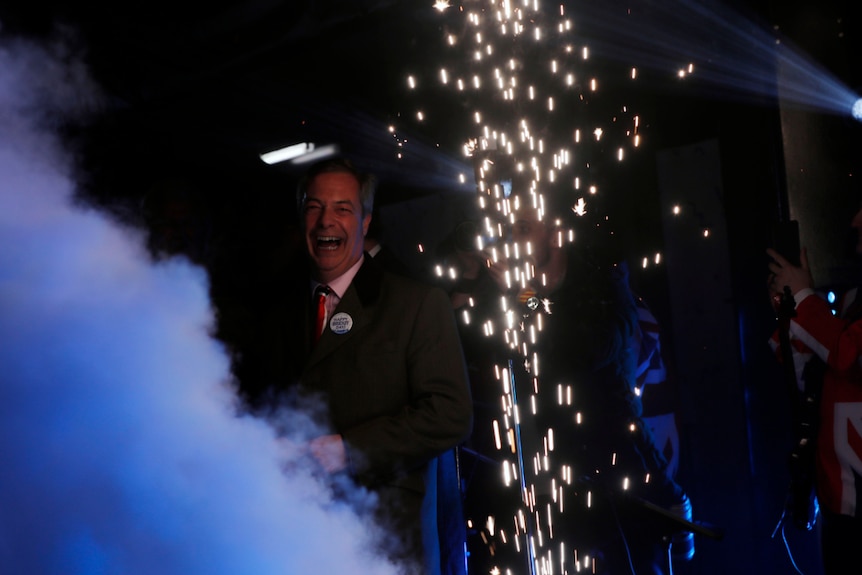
top-left (296, 157), bottom-right (377, 218)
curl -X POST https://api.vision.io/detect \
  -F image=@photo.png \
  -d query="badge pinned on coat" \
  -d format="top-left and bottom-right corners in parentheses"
top-left (329, 312), bottom-right (353, 335)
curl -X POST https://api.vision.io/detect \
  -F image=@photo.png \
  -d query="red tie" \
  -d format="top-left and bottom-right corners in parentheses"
top-left (313, 285), bottom-right (331, 345)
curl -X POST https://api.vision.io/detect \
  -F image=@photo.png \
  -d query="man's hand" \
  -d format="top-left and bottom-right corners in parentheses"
top-left (766, 247), bottom-right (813, 299)
top-left (307, 434), bottom-right (348, 474)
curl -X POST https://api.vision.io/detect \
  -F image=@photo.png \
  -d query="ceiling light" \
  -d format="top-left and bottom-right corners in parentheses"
top-left (259, 142), bottom-right (315, 165)
top-left (289, 144), bottom-right (340, 165)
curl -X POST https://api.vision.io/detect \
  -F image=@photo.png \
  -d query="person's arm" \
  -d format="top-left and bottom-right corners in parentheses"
top-left (767, 246), bottom-right (862, 373)
top-left (767, 246), bottom-right (813, 305)
top-left (792, 292), bottom-right (862, 374)
top-left (765, 246), bottom-right (819, 381)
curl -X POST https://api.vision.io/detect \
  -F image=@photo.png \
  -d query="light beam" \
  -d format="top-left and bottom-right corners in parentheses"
top-left (576, 0), bottom-right (861, 119)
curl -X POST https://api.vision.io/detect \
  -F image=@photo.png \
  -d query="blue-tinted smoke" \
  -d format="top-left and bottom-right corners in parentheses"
top-left (0, 31), bottom-right (397, 575)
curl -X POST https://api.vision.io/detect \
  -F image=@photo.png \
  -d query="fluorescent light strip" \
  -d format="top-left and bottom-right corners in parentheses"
top-left (259, 142), bottom-right (315, 165)
top-left (289, 144), bottom-right (340, 165)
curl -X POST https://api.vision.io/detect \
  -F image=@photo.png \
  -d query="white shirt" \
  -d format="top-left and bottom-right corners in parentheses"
top-left (311, 254), bottom-right (364, 326)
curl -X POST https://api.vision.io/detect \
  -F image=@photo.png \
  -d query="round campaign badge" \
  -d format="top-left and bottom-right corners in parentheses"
top-left (329, 312), bottom-right (353, 335)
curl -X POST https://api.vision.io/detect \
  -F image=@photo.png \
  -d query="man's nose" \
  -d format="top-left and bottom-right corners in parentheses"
top-left (317, 206), bottom-right (335, 226)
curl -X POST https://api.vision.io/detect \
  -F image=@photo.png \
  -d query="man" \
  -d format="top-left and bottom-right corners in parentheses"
top-left (456, 202), bottom-right (689, 574)
top-left (767, 205), bottom-right (862, 575)
top-left (236, 157), bottom-right (473, 575)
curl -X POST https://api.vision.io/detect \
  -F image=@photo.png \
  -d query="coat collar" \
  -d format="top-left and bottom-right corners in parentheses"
top-left (298, 251), bottom-right (384, 304)
top-left (351, 251), bottom-right (384, 307)
top-left (304, 253), bottom-right (384, 368)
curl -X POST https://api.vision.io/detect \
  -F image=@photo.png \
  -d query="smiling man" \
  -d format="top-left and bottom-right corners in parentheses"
top-left (236, 157), bottom-right (473, 575)
top-left (302, 167), bottom-right (371, 284)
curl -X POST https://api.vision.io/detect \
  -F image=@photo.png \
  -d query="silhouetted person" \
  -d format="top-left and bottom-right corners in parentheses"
top-left (441, 203), bottom-right (691, 574)
top-left (767, 206), bottom-right (862, 575)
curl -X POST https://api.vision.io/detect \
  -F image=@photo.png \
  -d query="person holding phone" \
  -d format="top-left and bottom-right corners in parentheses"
top-left (766, 206), bottom-right (862, 575)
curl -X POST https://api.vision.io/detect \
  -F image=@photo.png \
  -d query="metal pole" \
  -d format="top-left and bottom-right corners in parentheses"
top-left (508, 358), bottom-right (537, 575)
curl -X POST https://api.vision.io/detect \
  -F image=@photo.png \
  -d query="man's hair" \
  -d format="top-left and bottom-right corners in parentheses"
top-left (296, 157), bottom-right (377, 217)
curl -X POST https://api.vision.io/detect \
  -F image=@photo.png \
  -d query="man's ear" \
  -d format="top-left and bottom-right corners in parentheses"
top-left (362, 213), bottom-right (372, 237)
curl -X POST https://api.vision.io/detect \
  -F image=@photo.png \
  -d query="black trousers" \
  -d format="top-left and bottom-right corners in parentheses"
top-left (820, 508), bottom-right (862, 575)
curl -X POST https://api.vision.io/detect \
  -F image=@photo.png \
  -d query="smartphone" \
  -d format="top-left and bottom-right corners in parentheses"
top-left (770, 220), bottom-right (801, 266)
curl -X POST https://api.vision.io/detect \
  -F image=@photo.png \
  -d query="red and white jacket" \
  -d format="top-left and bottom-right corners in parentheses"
top-left (770, 287), bottom-right (862, 517)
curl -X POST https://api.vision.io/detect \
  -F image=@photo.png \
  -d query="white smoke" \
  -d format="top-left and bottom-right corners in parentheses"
top-left (0, 29), bottom-right (397, 575)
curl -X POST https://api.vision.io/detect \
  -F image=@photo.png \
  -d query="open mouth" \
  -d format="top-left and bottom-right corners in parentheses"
top-left (316, 235), bottom-right (342, 250)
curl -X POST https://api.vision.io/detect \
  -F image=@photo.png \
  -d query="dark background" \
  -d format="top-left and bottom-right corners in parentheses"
top-left (2, 1), bottom-right (860, 574)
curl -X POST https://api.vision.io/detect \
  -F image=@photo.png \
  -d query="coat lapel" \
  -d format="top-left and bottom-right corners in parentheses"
top-left (305, 255), bottom-right (383, 370)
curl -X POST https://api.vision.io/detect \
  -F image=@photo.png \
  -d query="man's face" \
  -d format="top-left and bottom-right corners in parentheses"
top-left (302, 172), bottom-right (370, 283)
top-left (511, 210), bottom-right (554, 268)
